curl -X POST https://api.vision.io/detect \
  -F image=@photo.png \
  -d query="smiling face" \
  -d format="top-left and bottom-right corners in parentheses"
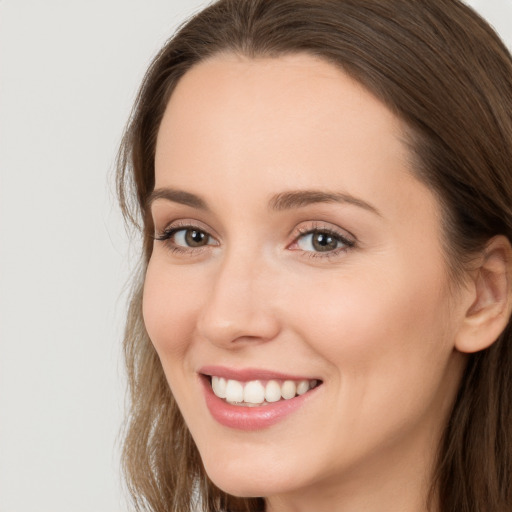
top-left (143, 54), bottom-right (468, 510)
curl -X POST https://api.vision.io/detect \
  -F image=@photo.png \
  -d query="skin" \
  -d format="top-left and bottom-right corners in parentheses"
top-left (143, 54), bottom-right (473, 512)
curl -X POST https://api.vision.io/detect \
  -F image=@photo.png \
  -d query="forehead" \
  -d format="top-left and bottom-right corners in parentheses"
top-left (157, 54), bottom-right (407, 179)
top-left (154, 53), bottom-right (436, 226)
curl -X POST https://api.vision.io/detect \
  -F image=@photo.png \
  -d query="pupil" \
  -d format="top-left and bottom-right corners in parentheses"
top-left (186, 230), bottom-right (207, 247)
top-left (313, 233), bottom-right (337, 252)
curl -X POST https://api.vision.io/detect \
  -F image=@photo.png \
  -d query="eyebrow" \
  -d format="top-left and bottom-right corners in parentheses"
top-left (148, 187), bottom-right (381, 216)
top-left (147, 188), bottom-right (209, 211)
top-left (269, 190), bottom-right (382, 216)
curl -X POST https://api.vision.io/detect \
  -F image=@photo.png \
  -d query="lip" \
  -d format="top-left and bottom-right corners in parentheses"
top-left (199, 366), bottom-right (322, 431)
top-left (199, 365), bottom-right (317, 382)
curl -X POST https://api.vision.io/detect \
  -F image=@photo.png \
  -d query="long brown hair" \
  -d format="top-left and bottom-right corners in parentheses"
top-left (116, 1), bottom-right (512, 510)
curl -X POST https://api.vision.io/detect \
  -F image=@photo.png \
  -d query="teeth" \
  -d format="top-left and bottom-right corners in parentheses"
top-left (281, 380), bottom-right (296, 399)
top-left (211, 376), bottom-right (227, 398)
top-left (265, 380), bottom-right (282, 403)
top-left (225, 379), bottom-right (244, 403)
top-left (243, 380), bottom-right (265, 404)
top-left (297, 380), bottom-right (309, 395)
top-left (211, 377), bottom-right (318, 405)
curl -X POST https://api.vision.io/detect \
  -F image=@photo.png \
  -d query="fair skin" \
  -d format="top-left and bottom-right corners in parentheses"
top-left (143, 54), bottom-right (510, 512)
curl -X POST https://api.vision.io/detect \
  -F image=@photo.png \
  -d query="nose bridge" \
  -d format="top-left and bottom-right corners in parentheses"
top-left (197, 245), bottom-right (280, 346)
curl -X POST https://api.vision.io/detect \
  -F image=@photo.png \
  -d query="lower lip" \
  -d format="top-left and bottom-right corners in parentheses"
top-left (201, 376), bottom-right (320, 430)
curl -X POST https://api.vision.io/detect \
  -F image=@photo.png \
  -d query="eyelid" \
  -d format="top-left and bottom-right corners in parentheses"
top-left (154, 218), bottom-right (218, 239)
top-left (288, 222), bottom-right (356, 256)
top-left (153, 219), bottom-right (220, 255)
top-left (152, 219), bottom-right (356, 258)
top-left (290, 221), bottom-right (356, 243)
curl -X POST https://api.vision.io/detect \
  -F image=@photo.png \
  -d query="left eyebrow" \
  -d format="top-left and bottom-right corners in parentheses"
top-left (146, 187), bottom-right (210, 211)
top-left (269, 190), bottom-right (382, 217)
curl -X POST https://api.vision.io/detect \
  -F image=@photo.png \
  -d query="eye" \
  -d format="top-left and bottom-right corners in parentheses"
top-left (174, 228), bottom-right (211, 248)
top-left (154, 224), bottom-right (219, 252)
top-left (294, 228), bottom-right (354, 253)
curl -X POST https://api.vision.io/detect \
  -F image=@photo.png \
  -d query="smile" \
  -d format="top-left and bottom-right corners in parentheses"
top-left (199, 367), bottom-right (323, 430)
top-left (210, 376), bottom-right (319, 406)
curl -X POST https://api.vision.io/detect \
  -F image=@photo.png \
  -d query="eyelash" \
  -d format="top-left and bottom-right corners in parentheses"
top-left (153, 222), bottom-right (356, 259)
top-left (292, 225), bottom-right (356, 259)
top-left (153, 221), bottom-right (215, 255)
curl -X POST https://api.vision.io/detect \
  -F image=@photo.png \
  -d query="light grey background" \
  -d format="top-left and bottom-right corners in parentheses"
top-left (0, 1), bottom-right (510, 511)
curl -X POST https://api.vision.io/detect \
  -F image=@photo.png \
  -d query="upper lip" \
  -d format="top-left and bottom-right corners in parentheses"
top-left (199, 365), bottom-right (320, 382)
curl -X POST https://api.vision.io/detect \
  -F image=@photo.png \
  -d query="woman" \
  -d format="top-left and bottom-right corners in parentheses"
top-left (116, 1), bottom-right (512, 511)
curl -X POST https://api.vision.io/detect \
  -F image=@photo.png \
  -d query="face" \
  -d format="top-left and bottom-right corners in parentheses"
top-left (144, 54), bottom-right (467, 506)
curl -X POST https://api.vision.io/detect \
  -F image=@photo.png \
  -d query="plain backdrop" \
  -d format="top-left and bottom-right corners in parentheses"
top-left (0, 1), bottom-right (510, 511)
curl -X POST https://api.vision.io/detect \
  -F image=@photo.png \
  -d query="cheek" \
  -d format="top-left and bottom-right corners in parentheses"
top-left (279, 263), bottom-right (462, 459)
top-left (285, 261), bottom-right (457, 396)
top-left (142, 257), bottom-right (200, 361)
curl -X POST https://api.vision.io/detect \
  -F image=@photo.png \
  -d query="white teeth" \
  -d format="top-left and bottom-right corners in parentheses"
top-left (296, 380), bottom-right (309, 395)
top-left (265, 380), bottom-right (282, 403)
top-left (243, 380), bottom-right (265, 404)
top-left (211, 376), bottom-right (319, 404)
top-left (281, 380), bottom-right (296, 399)
top-left (211, 376), bottom-right (227, 398)
top-left (225, 379), bottom-right (244, 403)
top-left (212, 377), bottom-right (226, 398)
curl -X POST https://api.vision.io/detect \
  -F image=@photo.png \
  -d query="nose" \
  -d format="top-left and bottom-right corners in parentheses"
top-left (196, 250), bottom-right (281, 348)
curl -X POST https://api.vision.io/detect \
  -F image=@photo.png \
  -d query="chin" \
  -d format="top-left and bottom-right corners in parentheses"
top-left (201, 452), bottom-right (301, 498)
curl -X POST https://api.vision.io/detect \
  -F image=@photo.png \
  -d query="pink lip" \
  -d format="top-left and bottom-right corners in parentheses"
top-left (198, 366), bottom-right (322, 431)
top-left (199, 365), bottom-right (316, 382)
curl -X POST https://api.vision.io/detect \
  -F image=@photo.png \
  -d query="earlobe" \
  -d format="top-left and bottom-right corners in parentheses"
top-left (455, 236), bottom-right (512, 354)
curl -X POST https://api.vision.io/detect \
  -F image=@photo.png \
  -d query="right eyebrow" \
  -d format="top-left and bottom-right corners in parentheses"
top-left (269, 189), bottom-right (382, 217)
top-left (146, 187), bottom-right (210, 211)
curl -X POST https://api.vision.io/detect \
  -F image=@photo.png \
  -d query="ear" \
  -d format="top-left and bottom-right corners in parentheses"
top-left (455, 235), bottom-right (512, 354)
